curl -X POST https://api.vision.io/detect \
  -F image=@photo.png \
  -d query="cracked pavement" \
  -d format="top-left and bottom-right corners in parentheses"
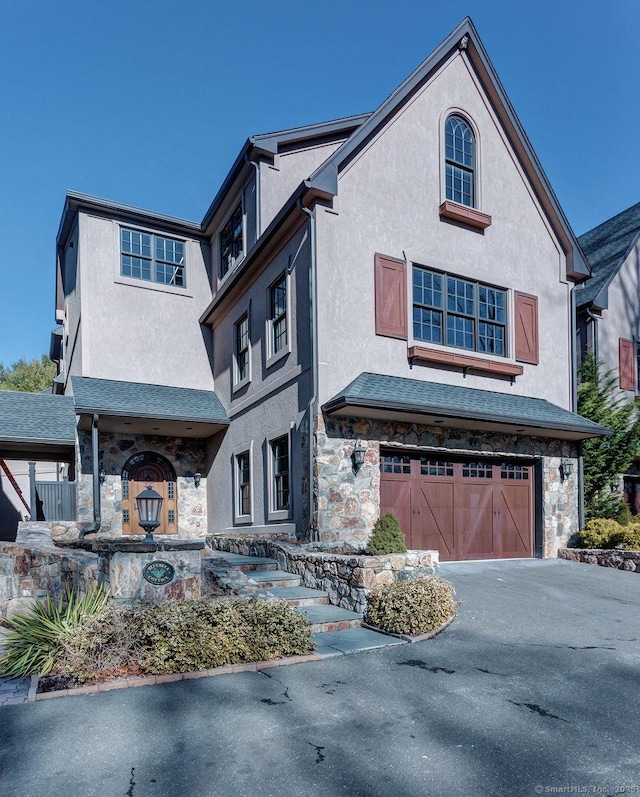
top-left (2, 558), bottom-right (640, 796)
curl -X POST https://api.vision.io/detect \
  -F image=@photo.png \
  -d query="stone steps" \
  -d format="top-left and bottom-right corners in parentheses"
top-left (210, 551), bottom-right (363, 633)
top-left (268, 586), bottom-right (329, 606)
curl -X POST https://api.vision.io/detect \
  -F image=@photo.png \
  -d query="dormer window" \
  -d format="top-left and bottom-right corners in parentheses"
top-left (120, 228), bottom-right (185, 287)
top-left (445, 115), bottom-right (475, 207)
top-left (219, 203), bottom-right (244, 279)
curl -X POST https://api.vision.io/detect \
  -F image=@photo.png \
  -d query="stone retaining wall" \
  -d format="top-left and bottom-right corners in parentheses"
top-left (559, 547), bottom-right (640, 572)
top-left (0, 540), bottom-right (98, 617)
top-left (208, 535), bottom-right (438, 612)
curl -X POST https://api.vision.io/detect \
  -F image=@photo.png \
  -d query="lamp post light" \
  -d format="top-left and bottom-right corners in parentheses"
top-left (135, 484), bottom-right (163, 543)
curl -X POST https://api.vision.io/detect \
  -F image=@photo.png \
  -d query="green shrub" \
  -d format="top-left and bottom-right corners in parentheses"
top-left (617, 502), bottom-right (633, 526)
top-left (0, 585), bottom-right (109, 677)
top-left (364, 576), bottom-right (457, 636)
top-left (579, 518), bottom-right (623, 549)
top-left (59, 597), bottom-right (315, 680)
top-left (618, 524), bottom-right (640, 550)
top-left (366, 513), bottom-right (407, 555)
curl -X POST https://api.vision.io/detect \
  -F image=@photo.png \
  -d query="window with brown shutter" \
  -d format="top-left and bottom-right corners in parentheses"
top-left (619, 338), bottom-right (635, 390)
top-left (374, 253), bottom-right (407, 339)
top-left (514, 292), bottom-right (539, 365)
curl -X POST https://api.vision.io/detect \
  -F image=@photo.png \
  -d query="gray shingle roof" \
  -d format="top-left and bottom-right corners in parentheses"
top-left (576, 201), bottom-right (640, 308)
top-left (70, 377), bottom-right (229, 424)
top-left (324, 373), bottom-right (609, 438)
top-left (0, 390), bottom-right (76, 444)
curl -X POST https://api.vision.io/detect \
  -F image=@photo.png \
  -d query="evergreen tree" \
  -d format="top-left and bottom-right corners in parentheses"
top-left (578, 353), bottom-right (640, 521)
top-left (0, 355), bottom-right (56, 393)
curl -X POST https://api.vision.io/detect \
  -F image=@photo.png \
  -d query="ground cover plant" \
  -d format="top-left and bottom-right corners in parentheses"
top-left (366, 513), bottom-right (407, 555)
top-left (364, 576), bottom-right (457, 636)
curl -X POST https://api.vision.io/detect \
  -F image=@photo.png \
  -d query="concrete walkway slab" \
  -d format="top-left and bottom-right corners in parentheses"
top-left (313, 626), bottom-right (404, 655)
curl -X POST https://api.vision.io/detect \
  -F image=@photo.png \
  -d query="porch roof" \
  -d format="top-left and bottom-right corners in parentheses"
top-left (71, 377), bottom-right (229, 438)
top-left (0, 390), bottom-right (76, 459)
top-left (323, 372), bottom-right (610, 441)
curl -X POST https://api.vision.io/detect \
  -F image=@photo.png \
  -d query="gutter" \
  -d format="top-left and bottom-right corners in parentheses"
top-left (298, 200), bottom-right (319, 542)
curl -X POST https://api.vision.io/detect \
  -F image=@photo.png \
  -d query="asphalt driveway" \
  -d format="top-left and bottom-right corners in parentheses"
top-left (2, 558), bottom-right (640, 797)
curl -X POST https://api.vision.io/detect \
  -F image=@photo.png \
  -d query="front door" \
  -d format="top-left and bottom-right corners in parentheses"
top-left (121, 455), bottom-right (177, 535)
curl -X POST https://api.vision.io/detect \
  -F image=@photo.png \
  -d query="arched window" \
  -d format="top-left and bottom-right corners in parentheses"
top-left (445, 115), bottom-right (475, 207)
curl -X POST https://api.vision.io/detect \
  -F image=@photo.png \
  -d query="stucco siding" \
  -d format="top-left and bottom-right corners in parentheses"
top-left (596, 242), bottom-right (640, 396)
top-left (77, 213), bottom-right (214, 390)
top-left (314, 51), bottom-right (572, 409)
top-left (259, 140), bottom-right (346, 231)
top-left (207, 224), bottom-right (313, 534)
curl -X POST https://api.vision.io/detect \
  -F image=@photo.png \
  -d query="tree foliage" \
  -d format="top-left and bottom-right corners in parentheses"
top-left (0, 355), bottom-right (56, 393)
top-left (578, 353), bottom-right (640, 521)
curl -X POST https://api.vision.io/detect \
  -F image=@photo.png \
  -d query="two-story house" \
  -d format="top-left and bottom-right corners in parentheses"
top-left (33, 17), bottom-right (608, 559)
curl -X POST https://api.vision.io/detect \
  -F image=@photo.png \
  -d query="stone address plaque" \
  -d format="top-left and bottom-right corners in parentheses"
top-left (142, 560), bottom-right (175, 586)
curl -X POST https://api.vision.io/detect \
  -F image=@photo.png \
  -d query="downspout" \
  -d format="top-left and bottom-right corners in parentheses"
top-left (571, 284), bottom-right (585, 531)
top-left (245, 152), bottom-right (261, 238)
top-left (78, 413), bottom-right (101, 539)
top-left (586, 307), bottom-right (599, 363)
top-left (298, 199), bottom-right (318, 542)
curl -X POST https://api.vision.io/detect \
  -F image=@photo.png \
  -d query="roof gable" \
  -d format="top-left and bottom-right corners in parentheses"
top-left (308, 17), bottom-right (589, 280)
top-left (576, 201), bottom-right (640, 309)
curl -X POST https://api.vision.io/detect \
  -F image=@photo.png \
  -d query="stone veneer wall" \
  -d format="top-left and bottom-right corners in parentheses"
top-left (0, 529), bottom-right (98, 617)
top-left (77, 432), bottom-right (207, 538)
top-left (209, 535), bottom-right (439, 613)
top-left (559, 547), bottom-right (640, 572)
top-left (314, 414), bottom-right (579, 557)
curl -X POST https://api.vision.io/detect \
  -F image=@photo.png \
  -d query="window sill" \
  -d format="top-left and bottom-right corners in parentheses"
top-left (234, 515), bottom-right (253, 526)
top-left (114, 274), bottom-right (193, 298)
top-left (266, 346), bottom-right (290, 370)
top-left (439, 201), bottom-right (492, 230)
top-left (408, 345), bottom-right (523, 377)
top-left (268, 509), bottom-right (291, 523)
top-left (232, 376), bottom-right (251, 394)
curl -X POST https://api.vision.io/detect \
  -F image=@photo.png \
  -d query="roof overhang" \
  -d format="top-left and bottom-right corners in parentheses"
top-left (324, 373), bottom-right (610, 441)
top-left (0, 440), bottom-right (76, 463)
top-left (75, 413), bottom-right (226, 439)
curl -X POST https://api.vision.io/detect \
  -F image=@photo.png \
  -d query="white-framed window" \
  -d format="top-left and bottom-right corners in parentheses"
top-left (234, 443), bottom-right (253, 524)
top-left (233, 311), bottom-right (251, 390)
top-left (444, 114), bottom-right (476, 208)
top-left (120, 227), bottom-right (186, 287)
top-left (267, 426), bottom-right (293, 521)
top-left (219, 202), bottom-right (244, 279)
top-left (266, 272), bottom-right (290, 366)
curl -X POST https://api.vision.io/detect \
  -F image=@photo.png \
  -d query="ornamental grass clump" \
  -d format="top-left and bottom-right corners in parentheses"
top-left (364, 576), bottom-right (457, 636)
top-left (0, 585), bottom-right (109, 678)
top-left (366, 513), bottom-right (407, 555)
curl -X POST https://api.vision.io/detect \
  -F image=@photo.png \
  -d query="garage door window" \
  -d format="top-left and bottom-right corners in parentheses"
top-left (501, 464), bottom-right (529, 480)
top-left (462, 461), bottom-right (493, 478)
top-left (420, 458), bottom-right (454, 476)
top-left (382, 454), bottom-right (411, 474)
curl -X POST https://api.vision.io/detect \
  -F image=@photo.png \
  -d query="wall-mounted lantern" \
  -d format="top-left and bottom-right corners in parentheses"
top-left (99, 467), bottom-right (106, 485)
top-left (194, 472), bottom-right (202, 489)
top-left (560, 461), bottom-right (573, 481)
top-left (352, 442), bottom-right (367, 474)
top-left (136, 484), bottom-right (163, 543)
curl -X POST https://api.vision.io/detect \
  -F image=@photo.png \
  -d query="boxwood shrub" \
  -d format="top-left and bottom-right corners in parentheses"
top-left (579, 518), bottom-right (640, 550)
top-left (364, 576), bottom-right (457, 636)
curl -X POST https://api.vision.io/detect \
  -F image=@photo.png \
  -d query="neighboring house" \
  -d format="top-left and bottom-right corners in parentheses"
top-left (0, 17), bottom-right (608, 559)
top-left (575, 201), bottom-right (640, 511)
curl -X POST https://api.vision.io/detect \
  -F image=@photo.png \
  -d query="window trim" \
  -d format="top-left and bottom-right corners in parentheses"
top-left (233, 308), bottom-right (251, 392)
top-left (113, 222), bottom-right (193, 297)
top-left (218, 200), bottom-right (245, 282)
top-left (266, 271), bottom-right (290, 368)
top-left (267, 424), bottom-right (294, 522)
top-left (119, 225), bottom-right (187, 288)
top-left (233, 442), bottom-right (253, 525)
top-left (411, 264), bottom-right (509, 359)
top-left (444, 113), bottom-right (476, 208)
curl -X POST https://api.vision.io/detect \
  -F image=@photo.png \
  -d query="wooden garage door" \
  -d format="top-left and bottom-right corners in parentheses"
top-left (380, 454), bottom-right (533, 561)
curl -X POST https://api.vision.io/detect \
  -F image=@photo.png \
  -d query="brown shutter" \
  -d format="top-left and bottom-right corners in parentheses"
top-left (619, 338), bottom-right (636, 390)
top-left (374, 253), bottom-right (407, 339)
top-left (514, 292), bottom-right (539, 365)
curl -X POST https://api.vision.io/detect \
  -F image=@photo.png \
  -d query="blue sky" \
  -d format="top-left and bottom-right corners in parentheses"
top-left (1, 0), bottom-right (638, 365)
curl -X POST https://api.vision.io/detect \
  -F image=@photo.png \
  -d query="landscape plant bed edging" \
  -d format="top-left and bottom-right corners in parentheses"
top-left (559, 547), bottom-right (640, 572)
top-left (361, 613), bottom-right (456, 643)
top-left (27, 653), bottom-right (325, 701)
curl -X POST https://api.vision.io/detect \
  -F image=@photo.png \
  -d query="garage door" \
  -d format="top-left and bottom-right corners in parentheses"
top-left (380, 453), bottom-right (533, 561)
